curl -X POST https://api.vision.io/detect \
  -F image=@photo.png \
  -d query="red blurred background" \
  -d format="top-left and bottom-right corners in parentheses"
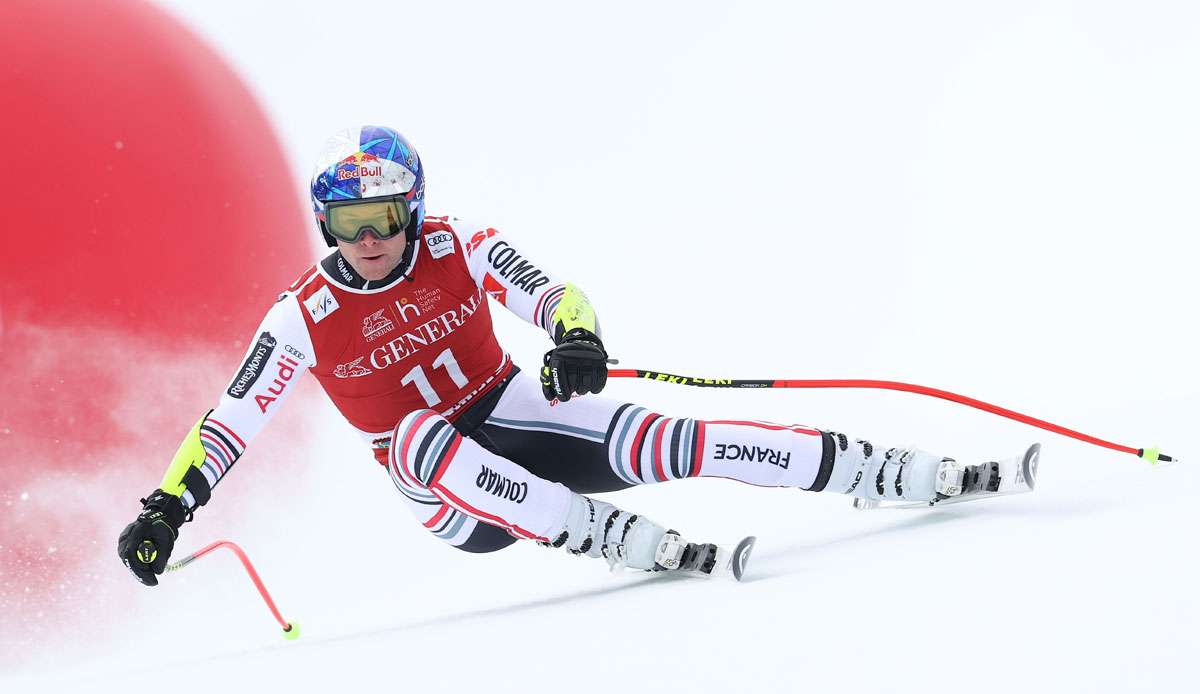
top-left (0, 0), bottom-right (311, 664)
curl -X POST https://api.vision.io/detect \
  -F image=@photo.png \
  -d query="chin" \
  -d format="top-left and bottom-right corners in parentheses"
top-left (364, 261), bottom-right (400, 281)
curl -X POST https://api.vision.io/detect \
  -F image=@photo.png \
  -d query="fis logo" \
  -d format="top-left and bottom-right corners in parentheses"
top-left (304, 285), bottom-right (340, 324)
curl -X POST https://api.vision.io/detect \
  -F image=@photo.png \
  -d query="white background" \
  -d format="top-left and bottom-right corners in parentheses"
top-left (9, 1), bottom-right (1198, 692)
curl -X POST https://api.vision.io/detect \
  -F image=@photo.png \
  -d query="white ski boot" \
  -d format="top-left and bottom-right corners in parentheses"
top-left (544, 495), bottom-right (757, 580)
top-left (823, 431), bottom-right (1040, 510)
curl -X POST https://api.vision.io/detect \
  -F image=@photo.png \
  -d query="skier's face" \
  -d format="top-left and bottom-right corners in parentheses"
top-left (336, 229), bottom-right (408, 280)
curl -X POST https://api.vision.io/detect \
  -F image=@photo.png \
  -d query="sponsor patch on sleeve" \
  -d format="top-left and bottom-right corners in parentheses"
top-left (227, 332), bottom-right (277, 398)
top-left (424, 231), bottom-right (456, 260)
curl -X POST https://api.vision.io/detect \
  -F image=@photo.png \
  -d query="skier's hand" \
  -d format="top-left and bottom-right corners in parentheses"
top-left (117, 490), bottom-right (185, 587)
top-left (541, 328), bottom-right (608, 402)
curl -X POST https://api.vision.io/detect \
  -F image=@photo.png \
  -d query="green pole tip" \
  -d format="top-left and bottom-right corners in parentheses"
top-left (282, 622), bottom-right (301, 641)
top-left (1140, 448), bottom-right (1176, 465)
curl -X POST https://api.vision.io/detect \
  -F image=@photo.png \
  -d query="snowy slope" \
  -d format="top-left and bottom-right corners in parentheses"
top-left (5, 1), bottom-right (1198, 691)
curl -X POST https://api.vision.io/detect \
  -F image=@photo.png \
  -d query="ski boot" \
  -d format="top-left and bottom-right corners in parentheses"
top-left (822, 431), bottom-right (1040, 510)
top-left (544, 494), bottom-right (756, 580)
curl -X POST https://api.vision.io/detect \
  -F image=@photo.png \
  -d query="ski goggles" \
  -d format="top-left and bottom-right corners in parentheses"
top-left (324, 195), bottom-right (412, 243)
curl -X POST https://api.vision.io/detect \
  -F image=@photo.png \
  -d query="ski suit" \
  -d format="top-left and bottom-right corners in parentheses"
top-left (164, 217), bottom-right (836, 552)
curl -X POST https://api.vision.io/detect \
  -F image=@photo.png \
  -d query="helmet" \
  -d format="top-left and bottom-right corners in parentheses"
top-left (310, 125), bottom-right (426, 248)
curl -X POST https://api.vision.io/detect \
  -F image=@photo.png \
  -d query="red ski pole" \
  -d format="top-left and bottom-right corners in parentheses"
top-left (609, 369), bottom-right (1176, 465)
top-left (165, 540), bottom-right (299, 640)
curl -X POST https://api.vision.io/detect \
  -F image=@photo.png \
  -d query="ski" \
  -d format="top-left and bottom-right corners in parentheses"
top-left (852, 443), bottom-right (1040, 511)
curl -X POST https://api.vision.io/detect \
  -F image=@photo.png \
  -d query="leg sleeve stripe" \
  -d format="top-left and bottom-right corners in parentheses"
top-left (388, 451), bottom-right (441, 503)
top-left (390, 445), bottom-right (422, 491)
top-left (412, 420), bottom-right (451, 486)
top-left (681, 419), bottom-right (695, 479)
top-left (440, 511), bottom-right (470, 541)
top-left (608, 404), bottom-right (640, 486)
top-left (630, 413), bottom-right (661, 483)
top-left (669, 419), bottom-right (684, 480)
top-left (605, 403), bottom-right (634, 443)
top-left (430, 482), bottom-right (543, 542)
top-left (484, 416), bottom-right (606, 443)
top-left (432, 508), bottom-right (460, 535)
top-left (423, 503), bottom-right (451, 529)
top-left (690, 421), bottom-right (707, 477)
top-left (424, 423), bottom-right (460, 487)
top-left (651, 417), bottom-right (669, 483)
top-left (427, 433), bottom-right (462, 489)
top-left (396, 481), bottom-right (441, 505)
top-left (395, 410), bottom-right (440, 488)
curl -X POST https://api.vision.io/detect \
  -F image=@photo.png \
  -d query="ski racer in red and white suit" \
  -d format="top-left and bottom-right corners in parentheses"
top-left (150, 215), bottom-right (830, 547)
top-left (118, 129), bottom-right (984, 587)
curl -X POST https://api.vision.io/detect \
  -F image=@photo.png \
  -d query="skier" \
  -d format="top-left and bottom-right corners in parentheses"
top-left (118, 126), bottom-right (1033, 585)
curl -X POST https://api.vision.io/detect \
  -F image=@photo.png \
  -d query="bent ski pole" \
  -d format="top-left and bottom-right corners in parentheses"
top-left (166, 540), bottom-right (299, 640)
top-left (608, 369), bottom-right (1175, 465)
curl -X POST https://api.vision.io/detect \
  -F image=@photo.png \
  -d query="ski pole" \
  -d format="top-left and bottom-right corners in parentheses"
top-left (165, 539), bottom-right (300, 640)
top-left (608, 369), bottom-right (1176, 465)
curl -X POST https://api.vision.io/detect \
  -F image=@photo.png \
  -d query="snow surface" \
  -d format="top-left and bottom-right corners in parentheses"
top-left (5, 1), bottom-right (1198, 691)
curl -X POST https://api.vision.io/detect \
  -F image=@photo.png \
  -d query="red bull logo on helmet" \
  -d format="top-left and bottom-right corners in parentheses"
top-left (335, 151), bottom-right (383, 180)
top-left (336, 164), bottom-right (382, 181)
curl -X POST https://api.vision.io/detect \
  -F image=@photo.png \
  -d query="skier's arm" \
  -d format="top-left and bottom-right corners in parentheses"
top-left (118, 295), bottom-right (315, 585)
top-left (164, 296), bottom-right (314, 510)
top-left (449, 218), bottom-right (606, 401)
top-left (451, 219), bottom-right (601, 342)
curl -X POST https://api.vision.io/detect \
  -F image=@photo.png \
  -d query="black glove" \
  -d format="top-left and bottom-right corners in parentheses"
top-left (117, 489), bottom-right (186, 587)
top-left (541, 328), bottom-right (608, 402)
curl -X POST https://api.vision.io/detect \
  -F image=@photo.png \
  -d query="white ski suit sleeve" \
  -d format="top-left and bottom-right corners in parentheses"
top-left (162, 295), bottom-right (315, 510)
top-left (446, 217), bottom-right (601, 341)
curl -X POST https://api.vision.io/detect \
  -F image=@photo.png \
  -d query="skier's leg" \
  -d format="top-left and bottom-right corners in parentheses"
top-left (389, 408), bottom-right (700, 571)
top-left (475, 374), bottom-right (967, 504)
top-left (390, 470), bottom-right (518, 553)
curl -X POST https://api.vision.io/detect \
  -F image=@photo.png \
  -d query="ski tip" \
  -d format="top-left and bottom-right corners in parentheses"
top-left (730, 536), bottom-right (756, 582)
top-left (1023, 443), bottom-right (1041, 491)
